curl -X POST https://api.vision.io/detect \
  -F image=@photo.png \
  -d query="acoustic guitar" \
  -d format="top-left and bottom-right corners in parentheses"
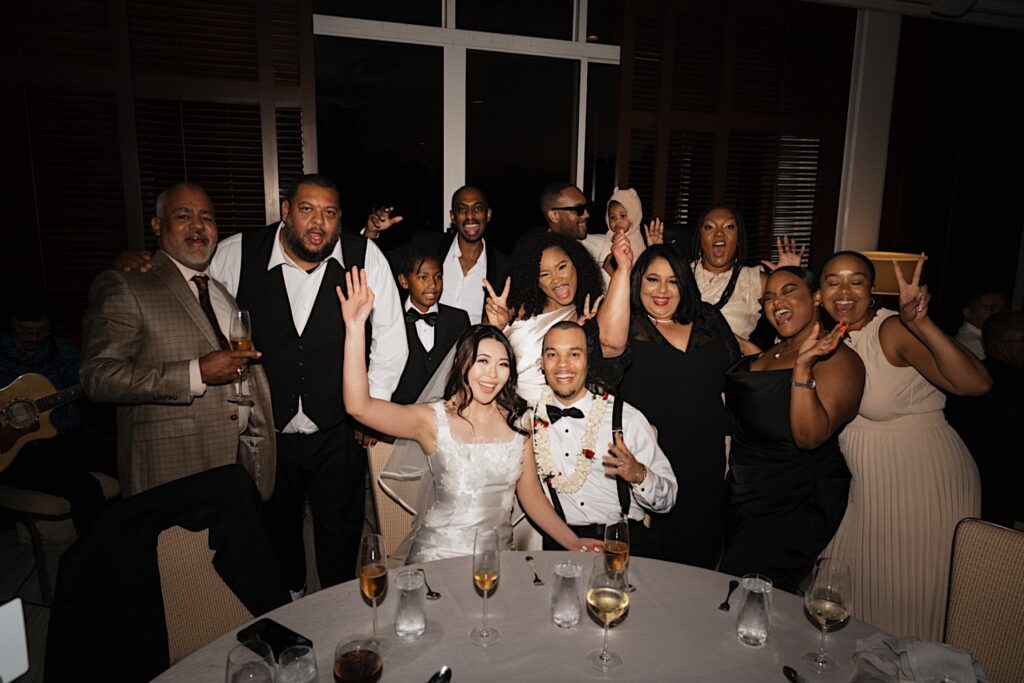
top-left (0, 373), bottom-right (83, 473)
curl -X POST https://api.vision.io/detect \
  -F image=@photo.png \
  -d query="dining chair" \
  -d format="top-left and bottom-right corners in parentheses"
top-left (0, 471), bottom-right (119, 604)
top-left (366, 441), bottom-right (418, 568)
top-left (943, 517), bottom-right (1024, 683)
top-left (157, 525), bottom-right (254, 663)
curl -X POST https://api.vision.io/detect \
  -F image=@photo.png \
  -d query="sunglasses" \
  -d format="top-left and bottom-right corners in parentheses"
top-left (551, 203), bottom-right (589, 217)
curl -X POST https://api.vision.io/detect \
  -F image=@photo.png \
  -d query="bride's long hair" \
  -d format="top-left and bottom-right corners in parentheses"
top-left (443, 325), bottom-right (528, 435)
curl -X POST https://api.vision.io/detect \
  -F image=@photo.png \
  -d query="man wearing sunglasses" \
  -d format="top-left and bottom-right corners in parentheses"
top-left (540, 181), bottom-right (591, 241)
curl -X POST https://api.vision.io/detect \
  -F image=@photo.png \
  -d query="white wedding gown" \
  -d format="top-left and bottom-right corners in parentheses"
top-left (405, 402), bottom-right (526, 564)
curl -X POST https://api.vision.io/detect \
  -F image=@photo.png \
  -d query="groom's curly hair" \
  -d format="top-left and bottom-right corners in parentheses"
top-left (444, 325), bottom-right (528, 435)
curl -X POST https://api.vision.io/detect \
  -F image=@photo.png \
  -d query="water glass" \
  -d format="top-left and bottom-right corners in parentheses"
top-left (735, 574), bottom-right (772, 647)
top-left (394, 568), bottom-right (427, 640)
top-left (277, 645), bottom-right (318, 683)
top-left (551, 560), bottom-right (584, 629)
top-left (226, 640), bottom-right (276, 682)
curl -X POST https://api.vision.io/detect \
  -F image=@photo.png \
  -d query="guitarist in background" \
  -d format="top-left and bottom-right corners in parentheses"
top-left (0, 290), bottom-right (112, 534)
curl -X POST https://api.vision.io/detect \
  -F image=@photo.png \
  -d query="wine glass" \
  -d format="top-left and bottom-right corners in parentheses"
top-left (227, 310), bottom-right (254, 406)
top-left (469, 527), bottom-right (501, 646)
top-left (802, 557), bottom-right (852, 673)
top-left (225, 639), bottom-right (275, 682)
top-left (585, 555), bottom-right (629, 671)
top-left (357, 533), bottom-right (390, 654)
top-left (604, 512), bottom-right (635, 592)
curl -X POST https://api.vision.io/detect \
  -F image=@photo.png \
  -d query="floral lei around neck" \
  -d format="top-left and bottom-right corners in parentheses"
top-left (532, 386), bottom-right (610, 493)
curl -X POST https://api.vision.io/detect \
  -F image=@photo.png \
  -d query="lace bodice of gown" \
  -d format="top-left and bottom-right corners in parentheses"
top-left (405, 402), bottom-right (526, 564)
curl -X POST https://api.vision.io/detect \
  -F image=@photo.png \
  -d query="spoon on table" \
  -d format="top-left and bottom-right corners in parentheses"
top-left (524, 555), bottom-right (545, 586)
top-left (417, 568), bottom-right (442, 600)
top-left (426, 665), bottom-right (452, 683)
top-left (718, 579), bottom-right (740, 611)
top-left (783, 665), bottom-right (809, 683)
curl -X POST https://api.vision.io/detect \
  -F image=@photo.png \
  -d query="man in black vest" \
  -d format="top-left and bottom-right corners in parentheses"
top-left (209, 174), bottom-right (408, 592)
top-left (365, 185), bottom-right (509, 325)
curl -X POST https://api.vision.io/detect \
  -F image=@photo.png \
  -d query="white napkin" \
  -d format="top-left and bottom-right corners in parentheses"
top-left (852, 633), bottom-right (989, 682)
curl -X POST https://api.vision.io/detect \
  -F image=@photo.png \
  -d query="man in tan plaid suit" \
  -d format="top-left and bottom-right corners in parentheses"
top-left (81, 183), bottom-right (276, 499)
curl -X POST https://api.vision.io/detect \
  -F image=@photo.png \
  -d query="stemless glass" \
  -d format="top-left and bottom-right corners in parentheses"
top-left (469, 527), bottom-right (501, 646)
top-left (227, 309), bottom-right (254, 405)
top-left (277, 645), bottom-right (318, 683)
top-left (357, 533), bottom-right (390, 654)
top-left (226, 639), bottom-right (275, 683)
top-left (585, 555), bottom-right (629, 671)
top-left (802, 558), bottom-right (852, 674)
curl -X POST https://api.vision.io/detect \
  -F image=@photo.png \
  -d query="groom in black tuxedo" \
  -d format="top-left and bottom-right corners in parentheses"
top-left (391, 247), bottom-right (471, 405)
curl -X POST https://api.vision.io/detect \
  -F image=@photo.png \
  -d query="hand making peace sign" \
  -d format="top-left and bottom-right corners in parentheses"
top-left (483, 276), bottom-right (512, 329)
top-left (895, 254), bottom-right (930, 324)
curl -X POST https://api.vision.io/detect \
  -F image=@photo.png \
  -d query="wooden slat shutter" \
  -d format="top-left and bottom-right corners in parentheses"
top-left (276, 107), bottom-right (305, 205)
top-left (618, 0), bottom-right (854, 270)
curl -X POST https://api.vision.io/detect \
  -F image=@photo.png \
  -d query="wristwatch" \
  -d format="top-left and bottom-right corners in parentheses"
top-left (791, 377), bottom-right (816, 389)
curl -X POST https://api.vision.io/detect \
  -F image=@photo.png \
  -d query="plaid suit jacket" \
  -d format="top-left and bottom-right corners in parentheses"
top-left (80, 251), bottom-right (276, 499)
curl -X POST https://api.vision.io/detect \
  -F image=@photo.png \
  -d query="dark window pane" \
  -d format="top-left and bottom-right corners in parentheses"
top-left (314, 0), bottom-right (440, 27)
top-left (466, 50), bottom-right (577, 252)
top-left (583, 63), bottom-right (620, 221)
top-left (586, 0), bottom-right (624, 45)
top-left (315, 37), bottom-right (443, 241)
top-left (457, 0), bottom-right (573, 41)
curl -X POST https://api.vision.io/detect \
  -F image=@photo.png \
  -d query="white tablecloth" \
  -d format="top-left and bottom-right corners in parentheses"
top-left (155, 551), bottom-right (882, 682)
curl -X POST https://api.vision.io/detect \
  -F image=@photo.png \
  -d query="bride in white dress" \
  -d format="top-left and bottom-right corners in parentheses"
top-left (338, 267), bottom-right (602, 562)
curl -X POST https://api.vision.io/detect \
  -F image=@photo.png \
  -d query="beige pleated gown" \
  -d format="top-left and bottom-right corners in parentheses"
top-left (824, 309), bottom-right (981, 640)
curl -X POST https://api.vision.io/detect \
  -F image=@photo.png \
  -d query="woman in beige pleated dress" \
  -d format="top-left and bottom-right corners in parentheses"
top-left (819, 251), bottom-right (991, 640)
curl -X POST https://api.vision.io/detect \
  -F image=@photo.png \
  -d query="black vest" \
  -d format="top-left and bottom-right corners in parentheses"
top-left (391, 304), bottom-right (469, 405)
top-left (236, 226), bottom-right (367, 430)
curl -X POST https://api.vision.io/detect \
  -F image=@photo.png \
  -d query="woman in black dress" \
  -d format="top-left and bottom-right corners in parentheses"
top-left (603, 244), bottom-right (740, 568)
top-left (719, 266), bottom-right (864, 592)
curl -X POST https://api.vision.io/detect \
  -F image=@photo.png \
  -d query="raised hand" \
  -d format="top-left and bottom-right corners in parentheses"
top-left (483, 276), bottom-right (512, 328)
top-left (795, 321), bottom-right (849, 369)
top-left (762, 235), bottom-right (806, 271)
top-left (114, 250), bottom-right (154, 272)
top-left (364, 206), bottom-right (404, 237)
top-left (336, 266), bottom-right (375, 328)
top-left (895, 254), bottom-right (930, 324)
top-left (643, 217), bottom-right (665, 246)
top-left (604, 431), bottom-right (646, 484)
top-left (610, 231), bottom-right (634, 271)
top-left (577, 294), bottom-right (604, 324)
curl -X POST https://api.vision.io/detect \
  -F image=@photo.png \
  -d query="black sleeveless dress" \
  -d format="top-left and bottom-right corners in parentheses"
top-left (719, 356), bottom-right (851, 593)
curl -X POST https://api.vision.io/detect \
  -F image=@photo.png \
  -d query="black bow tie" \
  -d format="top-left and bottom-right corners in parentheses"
top-left (405, 309), bottom-right (438, 326)
top-left (546, 405), bottom-right (585, 423)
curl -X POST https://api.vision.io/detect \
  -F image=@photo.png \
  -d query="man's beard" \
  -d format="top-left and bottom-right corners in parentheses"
top-left (283, 221), bottom-right (340, 263)
top-left (552, 385), bottom-right (584, 400)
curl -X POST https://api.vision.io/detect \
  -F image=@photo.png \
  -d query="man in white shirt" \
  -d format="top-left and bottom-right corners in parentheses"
top-left (211, 174), bottom-right (408, 592)
top-left (955, 290), bottom-right (1007, 359)
top-left (532, 321), bottom-right (676, 557)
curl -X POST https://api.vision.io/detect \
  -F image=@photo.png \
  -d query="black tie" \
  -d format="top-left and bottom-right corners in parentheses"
top-left (191, 275), bottom-right (229, 350)
top-left (546, 405), bottom-right (585, 424)
top-left (405, 309), bottom-right (438, 327)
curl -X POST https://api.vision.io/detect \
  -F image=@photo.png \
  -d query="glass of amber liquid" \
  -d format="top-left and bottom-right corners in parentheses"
top-left (333, 639), bottom-right (382, 683)
top-left (469, 527), bottom-right (500, 646)
top-left (227, 309), bottom-right (254, 406)
top-left (357, 533), bottom-right (390, 654)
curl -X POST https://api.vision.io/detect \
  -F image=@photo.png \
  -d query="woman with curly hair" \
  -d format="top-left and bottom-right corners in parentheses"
top-left (339, 268), bottom-right (600, 562)
top-left (483, 230), bottom-right (611, 404)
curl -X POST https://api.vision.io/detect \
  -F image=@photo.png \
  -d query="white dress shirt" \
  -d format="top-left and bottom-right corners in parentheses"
top-left (211, 225), bottom-right (408, 433)
top-left (406, 300), bottom-right (438, 352)
top-left (540, 392), bottom-right (677, 525)
top-left (955, 322), bottom-right (985, 359)
top-left (439, 237), bottom-right (487, 325)
top-left (162, 250), bottom-right (249, 430)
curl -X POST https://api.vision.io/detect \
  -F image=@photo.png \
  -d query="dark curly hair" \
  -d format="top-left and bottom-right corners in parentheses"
top-left (443, 325), bottom-right (528, 435)
top-left (764, 265), bottom-right (823, 337)
top-left (506, 230), bottom-right (604, 322)
top-left (690, 204), bottom-right (748, 266)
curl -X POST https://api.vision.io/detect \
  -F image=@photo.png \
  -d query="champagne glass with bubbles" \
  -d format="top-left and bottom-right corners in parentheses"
top-left (357, 533), bottom-right (390, 654)
top-left (227, 310), bottom-right (254, 406)
top-left (469, 527), bottom-right (500, 646)
top-left (586, 555), bottom-right (629, 671)
top-left (802, 558), bottom-right (851, 674)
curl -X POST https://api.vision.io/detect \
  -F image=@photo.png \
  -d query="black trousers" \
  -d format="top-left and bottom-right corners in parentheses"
top-left (264, 422), bottom-right (366, 590)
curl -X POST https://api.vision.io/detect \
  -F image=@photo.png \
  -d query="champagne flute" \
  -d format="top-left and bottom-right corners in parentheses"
top-left (227, 310), bottom-right (254, 406)
top-left (586, 555), bottom-right (628, 671)
top-left (604, 512), bottom-right (633, 592)
top-left (469, 527), bottom-right (500, 646)
top-left (358, 533), bottom-right (390, 654)
top-left (802, 558), bottom-right (852, 674)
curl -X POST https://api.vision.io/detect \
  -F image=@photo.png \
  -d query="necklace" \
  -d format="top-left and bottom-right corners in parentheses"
top-left (773, 345), bottom-right (798, 359)
top-left (647, 314), bottom-right (674, 326)
top-left (532, 388), bottom-right (609, 494)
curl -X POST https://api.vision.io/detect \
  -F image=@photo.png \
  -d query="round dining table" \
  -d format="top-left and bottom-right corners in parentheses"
top-left (155, 550), bottom-right (883, 682)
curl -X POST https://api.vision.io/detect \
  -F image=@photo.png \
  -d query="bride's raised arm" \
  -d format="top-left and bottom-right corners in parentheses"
top-left (338, 267), bottom-right (435, 451)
